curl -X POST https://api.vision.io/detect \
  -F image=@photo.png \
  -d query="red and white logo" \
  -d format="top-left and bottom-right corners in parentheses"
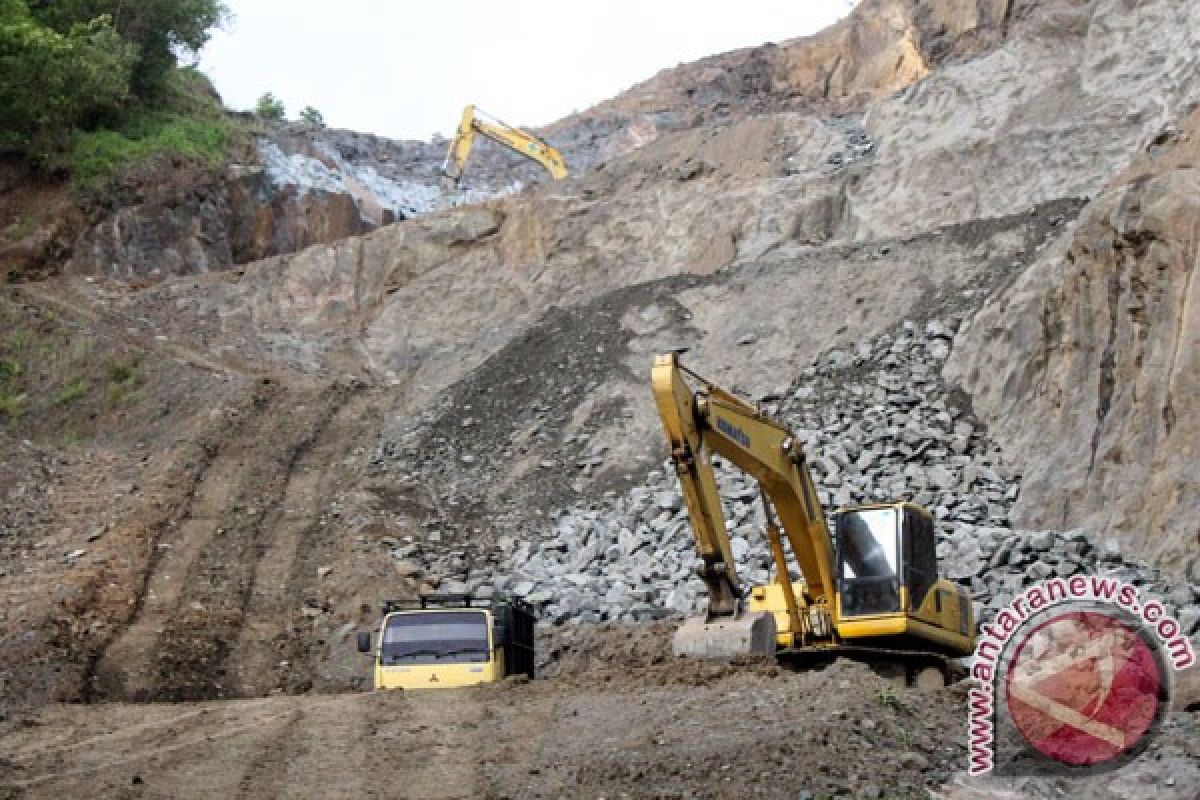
top-left (1005, 610), bottom-right (1166, 767)
top-left (966, 575), bottom-right (1192, 776)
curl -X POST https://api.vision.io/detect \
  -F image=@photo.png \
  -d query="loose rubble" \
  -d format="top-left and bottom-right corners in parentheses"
top-left (820, 115), bottom-right (876, 171)
top-left (467, 318), bottom-right (1200, 633)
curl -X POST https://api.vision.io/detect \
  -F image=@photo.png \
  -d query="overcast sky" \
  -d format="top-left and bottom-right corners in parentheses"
top-left (196, 1), bottom-right (858, 141)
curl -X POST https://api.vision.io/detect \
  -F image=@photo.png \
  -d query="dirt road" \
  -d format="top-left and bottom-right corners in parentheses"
top-left (7, 618), bottom-right (1196, 800)
top-left (2, 656), bottom-right (972, 800)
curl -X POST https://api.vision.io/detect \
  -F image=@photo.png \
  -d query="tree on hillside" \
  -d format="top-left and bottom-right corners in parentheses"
top-left (0, 1), bottom-right (135, 157)
top-left (24, 0), bottom-right (227, 97)
top-left (299, 106), bottom-right (324, 128)
top-left (255, 92), bottom-right (285, 121)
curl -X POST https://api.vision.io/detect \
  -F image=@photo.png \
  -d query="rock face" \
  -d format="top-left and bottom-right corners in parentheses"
top-left (947, 109), bottom-right (1200, 576)
top-left (549, 0), bottom-right (1020, 170)
top-left (66, 159), bottom-right (371, 280)
top-left (63, 124), bottom-right (530, 280)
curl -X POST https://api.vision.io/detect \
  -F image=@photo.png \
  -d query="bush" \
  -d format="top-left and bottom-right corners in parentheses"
top-left (1, 0), bottom-right (229, 168)
top-left (64, 64), bottom-right (238, 188)
top-left (70, 109), bottom-right (235, 188)
top-left (0, 2), bottom-right (136, 159)
top-left (256, 92), bottom-right (285, 121)
top-left (55, 376), bottom-right (90, 406)
top-left (299, 105), bottom-right (324, 127)
top-left (25, 0), bottom-right (228, 99)
top-left (0, 390), bottom-right (24, 418)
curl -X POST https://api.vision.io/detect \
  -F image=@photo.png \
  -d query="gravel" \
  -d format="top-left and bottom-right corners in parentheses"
top-left (471, 317), bottom-right (1199, 632)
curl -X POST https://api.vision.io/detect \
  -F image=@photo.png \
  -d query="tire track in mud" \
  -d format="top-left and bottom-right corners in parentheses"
top-left (232, 692), bottom-right (389, 800)
top-left (228, 391), bottom-right (380, 697)
top-left (0, 695), bottom-right (367, 797)
top-left (87, 381), bottom-right (357, 702)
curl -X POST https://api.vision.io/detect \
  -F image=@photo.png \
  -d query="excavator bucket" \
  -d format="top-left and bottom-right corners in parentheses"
top-left (672, 612), bottom-right (777, 659)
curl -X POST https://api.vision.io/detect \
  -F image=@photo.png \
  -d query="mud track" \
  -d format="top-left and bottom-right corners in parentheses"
top-left (2, 655), bottom-right (970, 800)
top-left (84, 380), bottom-right (376, 702)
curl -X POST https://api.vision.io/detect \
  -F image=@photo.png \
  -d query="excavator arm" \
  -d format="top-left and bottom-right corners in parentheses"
top-left (653, 352), bottom-right (837, 602)
top-left (652, 352), bottom-right (840, 656)
top-left (442, 105), bottom-right (568, 185)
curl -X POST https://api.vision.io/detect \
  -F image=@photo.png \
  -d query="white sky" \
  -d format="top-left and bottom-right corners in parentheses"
top-left (197, 1), bottom-right (858, 141)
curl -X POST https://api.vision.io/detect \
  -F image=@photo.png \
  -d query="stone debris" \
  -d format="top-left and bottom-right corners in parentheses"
top-left (482, 318), bottom-right (1197, 631)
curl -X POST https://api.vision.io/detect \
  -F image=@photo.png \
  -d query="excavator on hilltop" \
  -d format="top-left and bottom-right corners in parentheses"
top-left (652, 352), bottom-right (976, 683)
top-left (442, 104), bottom-right (568, 185)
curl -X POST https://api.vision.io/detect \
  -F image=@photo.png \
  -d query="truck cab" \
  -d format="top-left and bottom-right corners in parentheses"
top-left (358, 595), bottom-right (535, 690)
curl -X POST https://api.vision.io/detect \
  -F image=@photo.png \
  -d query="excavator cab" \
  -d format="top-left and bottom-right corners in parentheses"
top-left (834, 503), bottom-right (937, 618)
top-left (652, 352), bottom-right (975, 663)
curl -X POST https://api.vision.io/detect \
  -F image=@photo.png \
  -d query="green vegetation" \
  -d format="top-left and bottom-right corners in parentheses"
top-left (0, 390), bottom-right (25, 418)
top-left (0, 302), bottom-right (148, 434)
top-left (55, 375), bottom-right (90, 406)
top-left (0, 2), bottom-right (134, 160)
top-left (69, 66), bottom-right (237, 188)
top-left (106, 358), bottom-right (138, 384)
top-left (0, 0), bottom-right (232, 183)
top-left (299, 105), bottom-right (324, 128)
top-left (103, 356), bottom-right (142, 407)
top-left (0, 329), bottom-right (26, 420)
top-left (4, 213), bottom-right (37, 241)
top-left (18, 0), bottom-right (227, 99)
top-left (256, 92), bottom-right (285, 121)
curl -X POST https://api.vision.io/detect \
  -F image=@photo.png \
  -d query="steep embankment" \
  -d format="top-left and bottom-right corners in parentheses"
top-left (948, 108), bottom-right (1200, 576)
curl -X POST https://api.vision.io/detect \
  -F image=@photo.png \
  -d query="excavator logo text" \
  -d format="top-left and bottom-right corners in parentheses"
top-left (716, 417), bottom-right (751, 449)
top-left (429, 673), bottom-right (439, 683)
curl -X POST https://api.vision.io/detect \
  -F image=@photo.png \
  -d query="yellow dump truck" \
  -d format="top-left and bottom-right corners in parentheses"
top-left (357, 594), bottom-right (535, 690)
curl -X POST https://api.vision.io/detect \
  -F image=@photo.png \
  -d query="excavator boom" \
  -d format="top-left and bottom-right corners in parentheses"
top-left (443, 104), bottom-right (568, 184)
top-left (653, 353), bottom-right (837, 657)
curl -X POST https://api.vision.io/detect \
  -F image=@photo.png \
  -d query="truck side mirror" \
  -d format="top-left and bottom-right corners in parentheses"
top-left (356, 631), bottom-right (372, 653)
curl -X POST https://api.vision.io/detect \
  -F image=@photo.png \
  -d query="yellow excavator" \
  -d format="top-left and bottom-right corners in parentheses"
top-left (652, 352), bottom-right (976, 682)
top-left (442, 104), bottom-right (568, 185)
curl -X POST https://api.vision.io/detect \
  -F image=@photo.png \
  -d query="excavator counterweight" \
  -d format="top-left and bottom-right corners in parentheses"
top-left (652, 353), bottom-right (976, 671)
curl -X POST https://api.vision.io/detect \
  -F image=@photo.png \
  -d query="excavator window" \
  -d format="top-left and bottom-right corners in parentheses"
top-left (836, 507), bottom-right (902, 617)
top-left (903, 509), bottom-right (938, 611)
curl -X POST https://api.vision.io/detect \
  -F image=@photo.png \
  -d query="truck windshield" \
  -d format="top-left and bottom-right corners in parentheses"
top-left (381, 611), bottom-right (490, 665)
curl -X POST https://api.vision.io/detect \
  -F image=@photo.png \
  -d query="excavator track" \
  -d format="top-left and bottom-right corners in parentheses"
top-left (777, 644), bottom-right (967, 688)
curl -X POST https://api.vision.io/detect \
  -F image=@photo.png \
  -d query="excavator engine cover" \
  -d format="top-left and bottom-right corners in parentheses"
top-left (672, 611), bottom-right (777, 659)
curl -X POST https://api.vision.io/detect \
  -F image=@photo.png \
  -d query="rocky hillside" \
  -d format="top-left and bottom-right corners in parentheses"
top-left (1, 0), bottom-right (1027, 284)
top-left (0, 0), bottom-right (1198, 796)
top-left (949, 107), bottom-right (1200, 570)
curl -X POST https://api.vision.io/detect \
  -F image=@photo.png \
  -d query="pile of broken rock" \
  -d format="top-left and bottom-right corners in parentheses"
top-left (483, 319), bottom-right (1199, 638)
